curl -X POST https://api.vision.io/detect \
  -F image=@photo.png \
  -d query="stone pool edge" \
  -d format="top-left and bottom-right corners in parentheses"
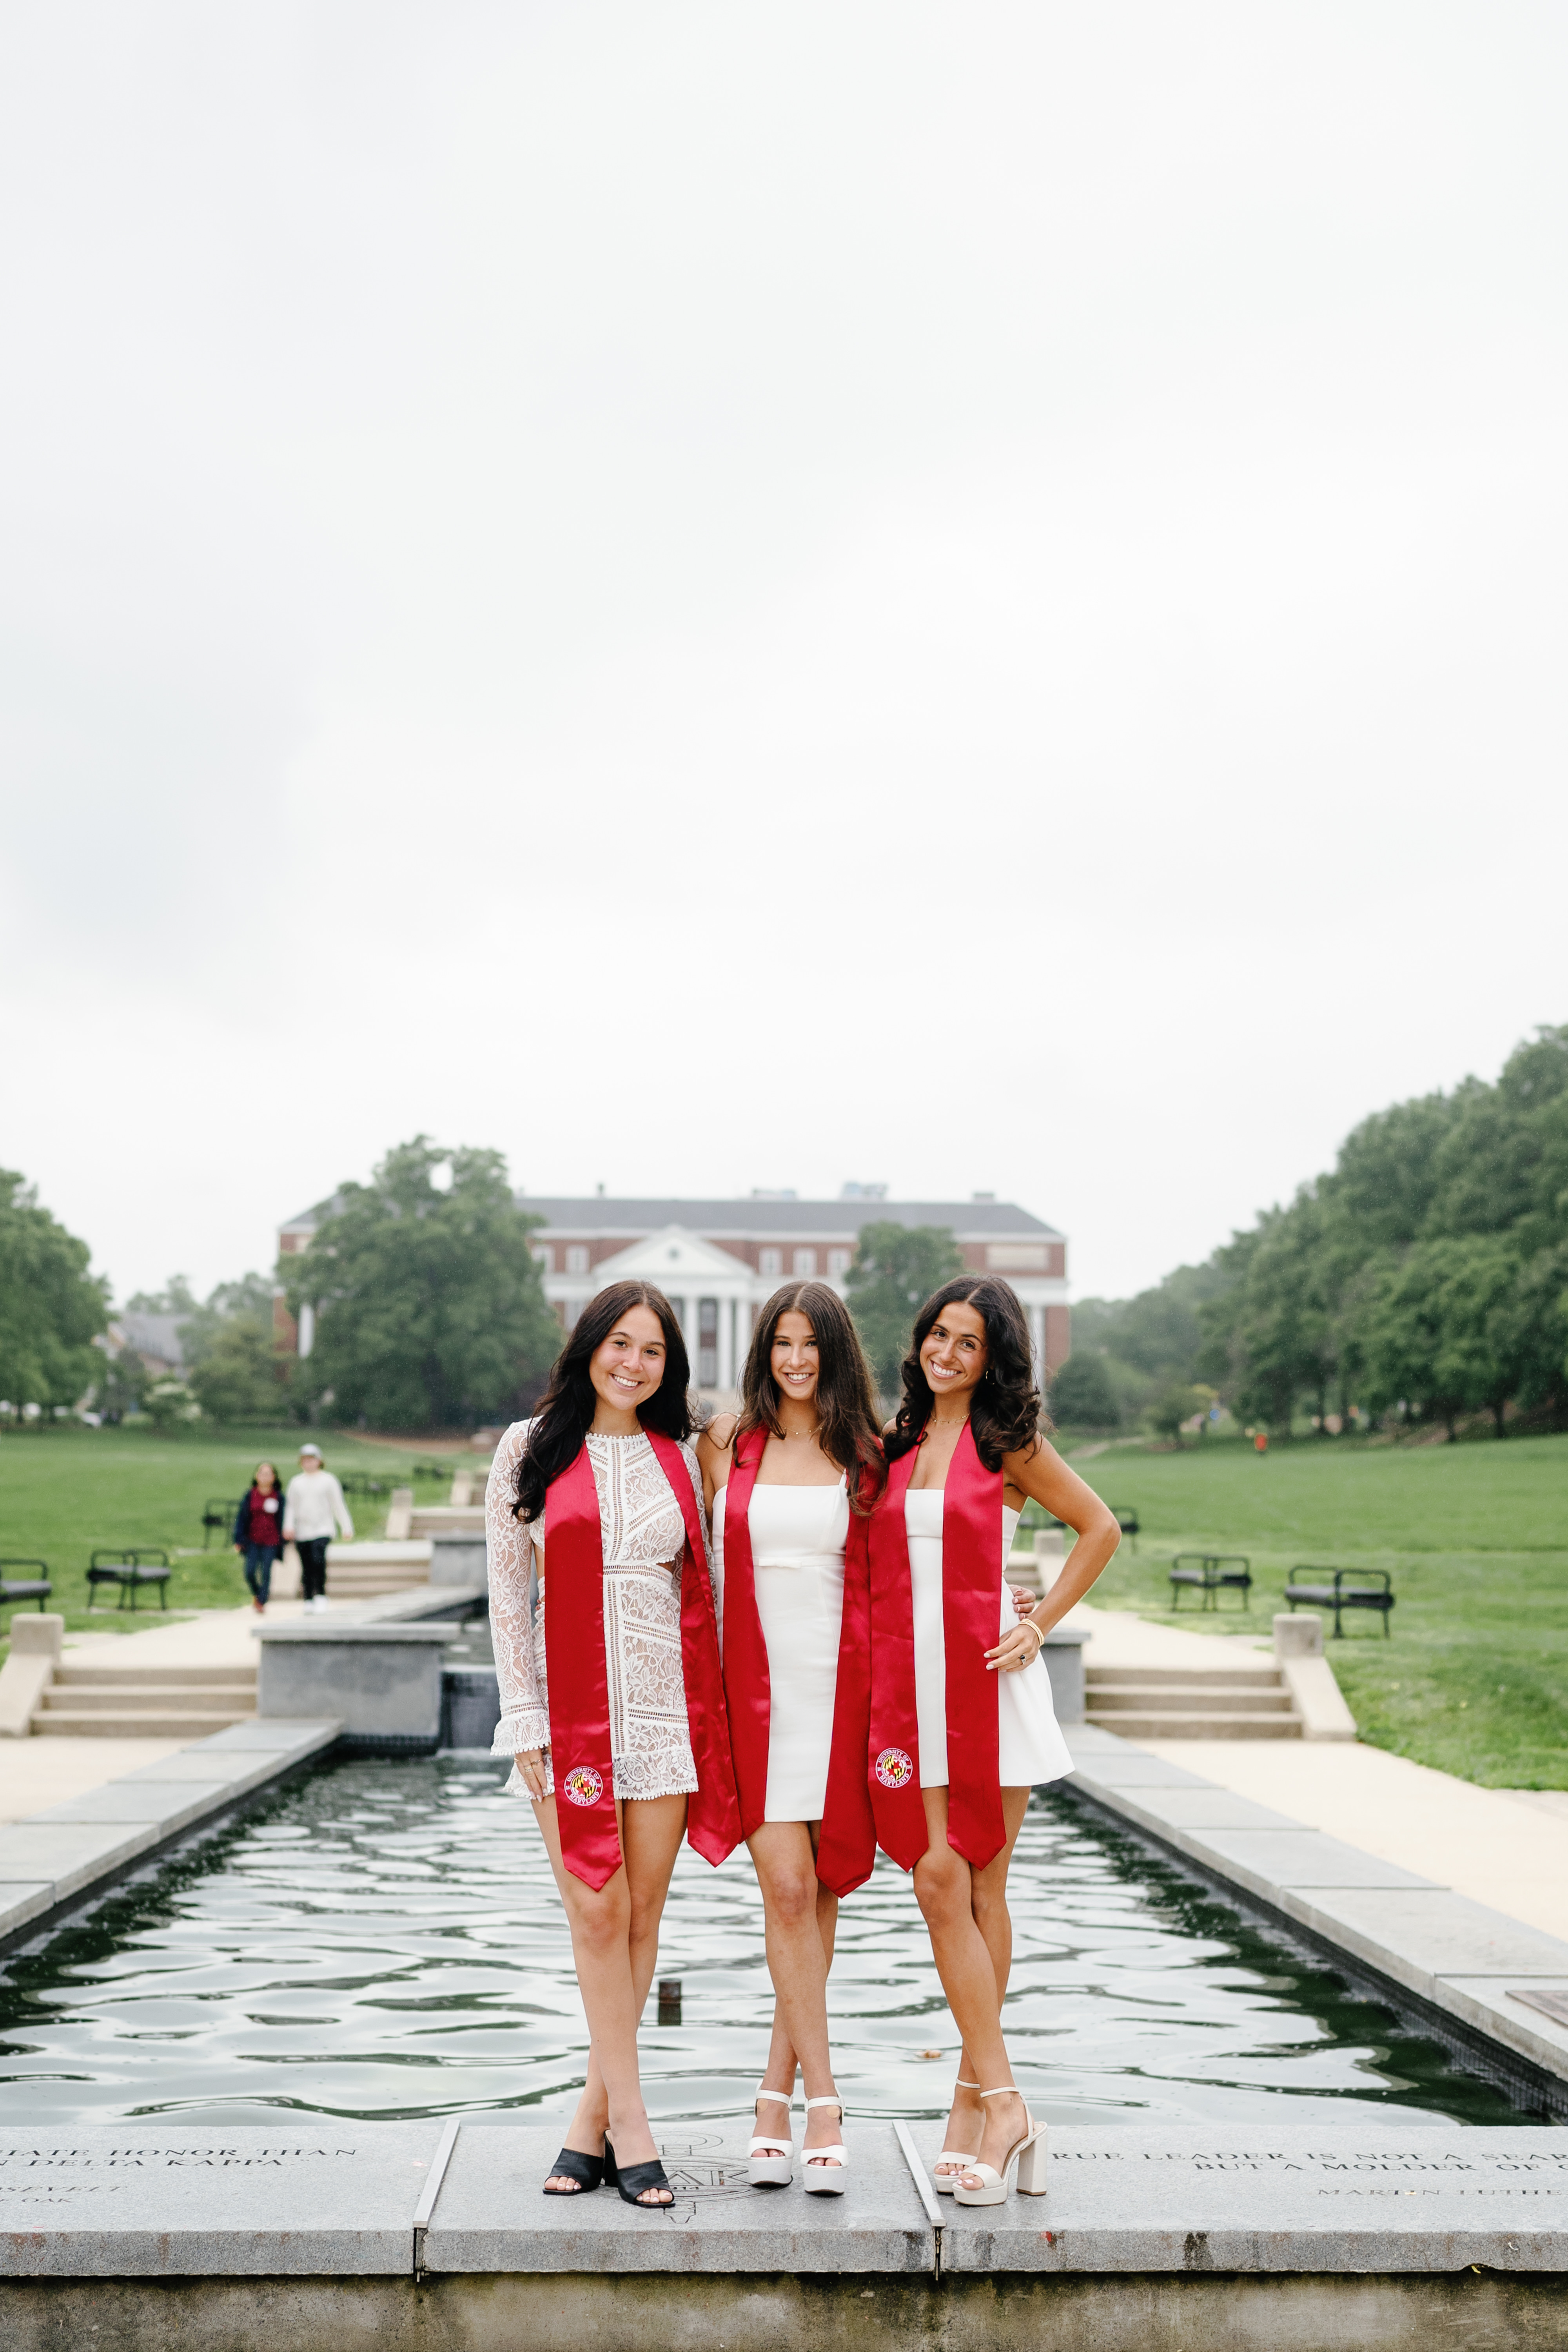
top-left (1061, 1724), bottom-right (1568, 2100)
top-left (0, 1719), bottom-right (342, 1955)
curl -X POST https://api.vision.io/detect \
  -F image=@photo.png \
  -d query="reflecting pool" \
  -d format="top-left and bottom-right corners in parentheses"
top-left (0, 1755), bottom-right (1531, 2129)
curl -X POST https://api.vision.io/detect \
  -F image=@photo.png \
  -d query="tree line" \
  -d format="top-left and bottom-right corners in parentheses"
top-left (1054, 1026), bottom-right (1568, 1441)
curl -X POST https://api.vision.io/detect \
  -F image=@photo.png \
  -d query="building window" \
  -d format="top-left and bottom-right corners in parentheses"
top-left (759, 1248), bottom-right (782, 1278)
top-left (793, 1248), bottom-right (816, 1277)
top-left (531, 1244), bottom-right (555, 1273)
top-left (563, 1298), bottom-right (583, 1329)
top-left (828, 1248), bottom-right (851, 1278)
top-left (565, 1245), bottom-right (590, 1276)
top-left (699, 1298), bottom-right (719, 1339)
top-left (699, 1348), bottom-right (718, 1385)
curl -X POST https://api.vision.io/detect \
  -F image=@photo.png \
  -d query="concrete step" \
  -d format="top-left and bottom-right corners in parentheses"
top-left (1087, 1681), bottom-right (1294, 1715)
top-left (31, 1708), bottom-right (257, 1738)
top-left (53, 1665), bottom-right (257, 1688)
top-left (1083, 1706), bottom-right (1302, 1740)
top-left (1085, 1666), bottom-right (1280, 1690)
top-left (38, 1682), bottom-right (256, 1713)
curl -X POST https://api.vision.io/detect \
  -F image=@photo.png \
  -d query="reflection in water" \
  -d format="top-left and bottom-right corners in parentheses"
top-left (0, 1756), bottom-right (1530, 2129)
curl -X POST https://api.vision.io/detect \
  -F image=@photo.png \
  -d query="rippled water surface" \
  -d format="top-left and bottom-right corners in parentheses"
top-left (0, 1756), bottom-right (1530, 2128)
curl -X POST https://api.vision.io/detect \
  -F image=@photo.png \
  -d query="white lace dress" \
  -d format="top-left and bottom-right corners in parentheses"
top-left (486, 1419), bottom-right (713, 1801)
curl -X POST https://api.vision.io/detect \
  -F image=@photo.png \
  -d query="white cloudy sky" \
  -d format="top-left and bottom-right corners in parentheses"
top-left (3, 2), bottom-right (1564, 1306)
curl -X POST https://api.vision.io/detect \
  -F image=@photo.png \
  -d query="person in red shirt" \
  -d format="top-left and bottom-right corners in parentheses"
top-left (232, 1463), bottom-right (285, 1613)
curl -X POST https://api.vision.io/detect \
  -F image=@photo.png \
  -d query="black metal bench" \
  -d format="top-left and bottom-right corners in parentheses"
top-left (1169, 1552), bottom-right (1252, 1611)
top-left (1110, 1504), bottom-right (1140, 1553)
top-left (87, 1549), bottom-right (173, 1611)
top-left (1284, 1566), bottom-right (1395, 1637)
top-left (0, 1559), bottom-right (53, 1610)
top-left (201, 1498), bottom-right (243, 1550)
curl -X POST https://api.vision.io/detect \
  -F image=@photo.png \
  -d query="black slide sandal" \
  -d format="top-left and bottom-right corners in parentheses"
top-left (542, 2144), bottom-right (606, 2195)
top-left (604, 2138), bottom-right (673, 2208)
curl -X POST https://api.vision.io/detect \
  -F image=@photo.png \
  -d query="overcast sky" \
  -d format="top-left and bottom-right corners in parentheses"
top-left (3, 2), bottom-right (1564, 1308)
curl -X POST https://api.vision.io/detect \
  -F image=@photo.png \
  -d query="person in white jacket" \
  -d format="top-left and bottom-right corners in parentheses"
top-left (282, 1444), bottom-right (354, 1611)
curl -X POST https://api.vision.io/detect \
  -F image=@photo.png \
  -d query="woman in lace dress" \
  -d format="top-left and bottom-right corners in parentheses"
top-left (698, 1283), bottom-right (884, 2192)
top-left (865, 1278), bottom-right (1120, 2209)
top-left (486, 1280), bottom-right (739, 2208)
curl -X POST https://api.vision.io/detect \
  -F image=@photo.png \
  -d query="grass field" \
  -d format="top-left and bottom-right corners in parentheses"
top-left (1056, 1433), bottom-right (1568, 1789)
top-left (0, 1425), bottom-right (442, 1655)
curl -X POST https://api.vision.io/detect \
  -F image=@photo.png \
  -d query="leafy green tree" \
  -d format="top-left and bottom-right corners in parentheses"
top-left (145, 1377), bottom-right (202, 1431)
top-left (1147, 1381), bottom-right (1211, 1448)
top-left (844, 1222), bottom-right (964, 1399)
top-left (0, 1169), bottom-right (109, 1410)
top-left (188, 1318), bottom-right (286, 1425)
top-left (1049, 1352), bottom-right (1121, 1428)
top-left (177, 1273), bottom-right (277, 1370)
top-left (282, 1138), bottom-right (558, 1429)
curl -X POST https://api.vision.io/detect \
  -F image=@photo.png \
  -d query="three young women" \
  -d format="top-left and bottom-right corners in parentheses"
top-left (486, 1281), bottom-right (739, 2207)
top-left (862, 1277), bottom-right (1119, 2207)
top-left (697, 1283), bottom-right (884, 2191)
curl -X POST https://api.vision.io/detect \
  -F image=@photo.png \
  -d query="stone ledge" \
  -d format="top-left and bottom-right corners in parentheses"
top-left (1064, 1729), bottom-right (1568, 2090)
top-left (0, 1720), bottom-right (339, 1954)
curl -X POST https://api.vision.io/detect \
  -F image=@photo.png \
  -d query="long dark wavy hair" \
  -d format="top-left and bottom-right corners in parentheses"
top-left (735, 1281), bottom-right (885, 1510)
top-left (884, 1276), bottom-right (1046, 1470)
top-left (513, 1281), bottom-right (692, 1523)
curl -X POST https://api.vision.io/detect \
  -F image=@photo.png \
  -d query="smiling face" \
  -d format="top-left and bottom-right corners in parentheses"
top-left (254, 1462), bottom-right (277, 1491)
top-left (588, 1303), bottom-right (668, 1418)
top-left (769, 1309), bottom-right (820, 1410)
top-left (919, 1298), bottom-right (989, 1408)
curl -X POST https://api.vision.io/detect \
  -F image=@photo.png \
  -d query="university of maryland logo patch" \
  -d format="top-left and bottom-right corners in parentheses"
top-left (874, 1746), bottom-right (914, 1789)
top-left (562, 1765), bottom-right (604, 1807)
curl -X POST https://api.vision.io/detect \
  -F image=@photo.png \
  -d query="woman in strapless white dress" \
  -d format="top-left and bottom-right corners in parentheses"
top-left (872, 1276), bottom-right (1120, 2210)
top-left (699, 1281), bottom-right (885, 2190)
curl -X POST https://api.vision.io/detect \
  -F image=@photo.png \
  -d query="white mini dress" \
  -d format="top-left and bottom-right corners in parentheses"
top-left (712, 1478), bottom-right (850, 1823)
top-left (905, 1492), bottom-right (1073, 1790)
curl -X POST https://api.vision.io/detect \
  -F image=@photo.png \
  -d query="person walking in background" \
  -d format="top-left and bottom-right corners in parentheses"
top-left (283, 1443), bottom-right (354, 1612)
top-left (232, 1461), bottom-right (285, 1614)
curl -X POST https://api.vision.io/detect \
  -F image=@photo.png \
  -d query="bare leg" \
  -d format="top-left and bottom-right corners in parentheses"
top-left (750, 1822), bottom-right (843, 2162)
top-left (914, 1786), bottom-right (1033, 2186)
top-left (937, 1786), bottom-right (1029, 2181)
top-left (533, 1789), bottom-right (687, 2201)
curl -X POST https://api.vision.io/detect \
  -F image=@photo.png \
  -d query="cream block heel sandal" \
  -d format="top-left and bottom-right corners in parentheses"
top-left (800, 2096), bottom-right (848, 2195)
top-left (951, 2086), bottom-right (1047, 2207)
top-left (933, 2077), bottom-right (981, 2194)
top-left (748, 2087), bottom-right (794, 2188)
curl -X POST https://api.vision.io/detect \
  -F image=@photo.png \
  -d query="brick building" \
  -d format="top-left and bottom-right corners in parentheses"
top-left (279, 1187), bottom-right (1068, 1398)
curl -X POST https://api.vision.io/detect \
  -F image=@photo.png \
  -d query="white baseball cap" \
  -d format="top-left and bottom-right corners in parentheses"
top-left (299, 1443), bottom-right (323, 1459)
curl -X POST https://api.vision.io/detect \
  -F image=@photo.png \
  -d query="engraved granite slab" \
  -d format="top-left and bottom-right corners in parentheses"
top-left (921, 2125), bottom-right (1568, 2273)
top-left (421, 2122), bottom-right (935, 2274)
top-left (0, 2127), bottom-right (441, 2275)
top-left (1436, 1979), bottom-right (1568, 2079)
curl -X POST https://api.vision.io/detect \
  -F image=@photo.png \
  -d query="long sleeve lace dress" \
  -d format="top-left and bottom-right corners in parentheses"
top-left (486, 1418), bottom-right (716, 1802)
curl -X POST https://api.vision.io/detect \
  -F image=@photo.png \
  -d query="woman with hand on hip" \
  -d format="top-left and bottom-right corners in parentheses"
top-left (486, 1281), bottom-right (739, 2208)
top-left (697, 1283), bottom-right (884, 2194)
top-left (865, 1277), bottom-right (1119, 2209)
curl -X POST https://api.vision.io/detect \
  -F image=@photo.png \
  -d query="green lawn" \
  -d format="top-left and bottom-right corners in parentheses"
top-left (1053, 1433), bottom-right (1568, 1789)
top-left (0, 1425), bottom-right (444, 1657)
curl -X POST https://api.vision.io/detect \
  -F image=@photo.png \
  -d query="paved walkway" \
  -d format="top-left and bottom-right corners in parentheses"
top-left (1067, 1598), bottom-right (1568, 1944)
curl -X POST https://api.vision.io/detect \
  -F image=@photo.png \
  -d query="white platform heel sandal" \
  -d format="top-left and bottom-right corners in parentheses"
top-left (951, 2086), bottom-right (1047, 2207)
top-left (748, 2086), bottom-right (794, 2188)
top-left (800, 2095), bottom-right (849, 2195)
top-left (932, 2077), bottom-right (981, 2194)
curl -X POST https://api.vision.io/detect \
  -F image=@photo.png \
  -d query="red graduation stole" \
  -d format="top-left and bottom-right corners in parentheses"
top-left (719, 1429), bottom-right (878, 1894)
top-left (543, 1428), bottom-right (740, 1891)
top-left (865, 1419), bottom-right (1005, 1872)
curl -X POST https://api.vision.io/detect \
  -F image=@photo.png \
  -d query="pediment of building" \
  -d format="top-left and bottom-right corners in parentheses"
top-left (591, 1225), bottom-right (753, 1288)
